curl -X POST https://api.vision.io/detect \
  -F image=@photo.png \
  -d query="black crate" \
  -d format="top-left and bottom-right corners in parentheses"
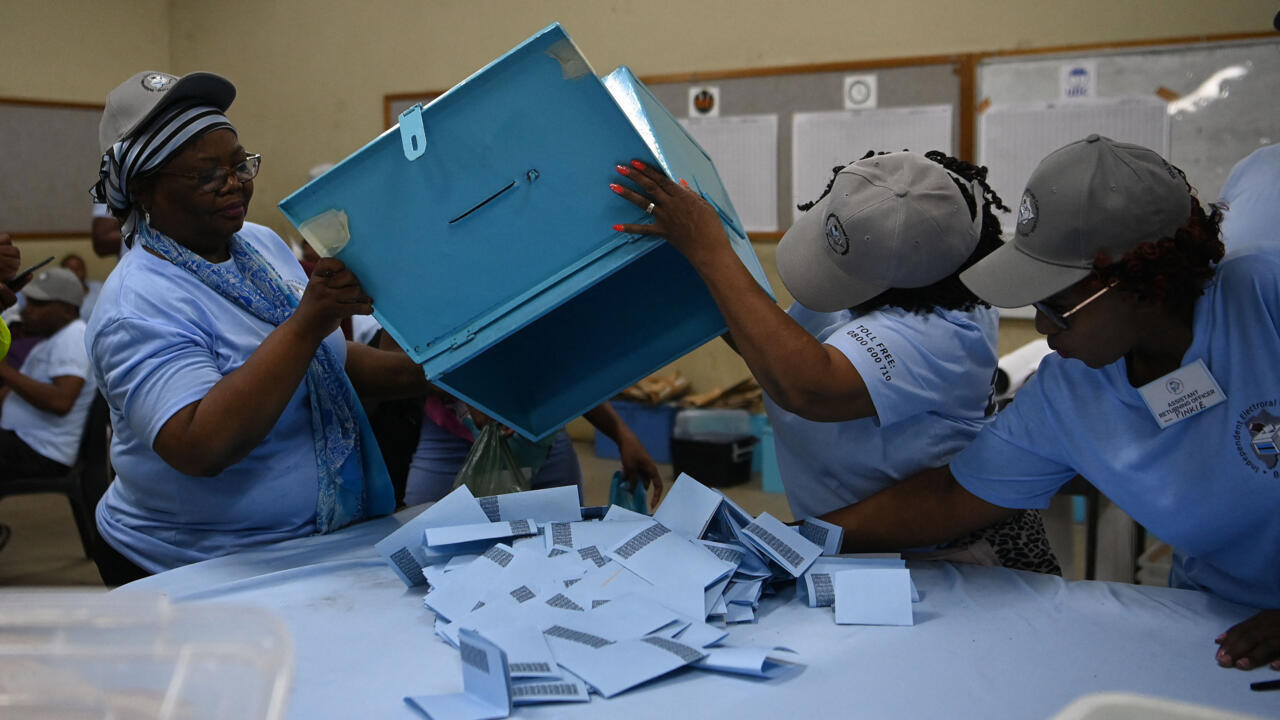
top-left (671, 432), bottom-right (758, 488)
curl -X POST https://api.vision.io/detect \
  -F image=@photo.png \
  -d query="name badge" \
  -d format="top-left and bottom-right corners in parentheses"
top-left (1137, 359), bottom-right (1226, 429)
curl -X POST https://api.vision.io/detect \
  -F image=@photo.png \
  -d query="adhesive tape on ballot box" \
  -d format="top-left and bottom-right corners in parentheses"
top-left (297, 209), bottom-right (351, 258)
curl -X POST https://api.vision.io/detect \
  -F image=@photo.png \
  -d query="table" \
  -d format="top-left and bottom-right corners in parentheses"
top-left (123, 507), bottom-right (1278, 719)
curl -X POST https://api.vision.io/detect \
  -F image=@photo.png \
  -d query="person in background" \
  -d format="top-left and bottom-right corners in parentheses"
top-left (0, 234), bottom-right (20, 550)
top-left (0, 267), bottom-right (94, 478)
top-left (1218, 142), bottom-right (1280, 258)
top-left (87, 70), bottom-right (428, 584)
top-left (91, 202), bottom-right (124, 258)
top-left (796, 135), bottom-right (1279, 673)
top-left (0, 233), bottom-right (20, 311)
top-left (59, 253), bottom-right (103, 320)
top-left (610, 150), bottom-right (1058, 573)
top-left (405, 399), bottom-right (663, 509)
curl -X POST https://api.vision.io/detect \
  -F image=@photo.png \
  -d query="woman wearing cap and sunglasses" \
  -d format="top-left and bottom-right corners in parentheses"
top-left (612, 150), bottom-right (1060, 575)
top-left (793, 135), bottom-right (1279, 673)
top-left (85, 71), bottom-right (427, 584)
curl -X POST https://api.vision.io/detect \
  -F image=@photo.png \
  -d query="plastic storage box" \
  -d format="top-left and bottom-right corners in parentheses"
top-left (0, 591), bottom-right (293, 719)
top-left (672, 432), bottom-right (758, 488)
top-left (593, 400), bottom-right (677, 463)
top-left (279, 23), bottom-right (772, 441)
top-left (673, 408), bottom-right (751, 437)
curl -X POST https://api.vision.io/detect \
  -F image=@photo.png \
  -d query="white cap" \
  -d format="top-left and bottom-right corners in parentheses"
top-left (778, 152), bottom-right (982, 312)
top-left (99, 70), bottom-right (235, 153)
top-left (959, 135), bottom-right (1190, 308)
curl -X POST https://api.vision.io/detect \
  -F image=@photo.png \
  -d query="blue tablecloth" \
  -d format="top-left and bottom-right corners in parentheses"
top-left (122, 507), bottom-right (1278, 719)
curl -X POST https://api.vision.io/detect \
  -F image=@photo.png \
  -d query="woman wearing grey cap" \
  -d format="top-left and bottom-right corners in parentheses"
top-left (85, 71), bottom-right (427, 584)
top-left (612, 151), bottom-right (1059, 575)
top-left (785, 135), bottom-right (1279, 673)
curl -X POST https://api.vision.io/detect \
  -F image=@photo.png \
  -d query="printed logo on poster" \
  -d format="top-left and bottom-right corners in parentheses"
top-left (688, 86), bottom-right (720, 117)
top-left (1059, 61), bottom-right (1098, 100)
top-left (843, 74), bottom-right (878, 110)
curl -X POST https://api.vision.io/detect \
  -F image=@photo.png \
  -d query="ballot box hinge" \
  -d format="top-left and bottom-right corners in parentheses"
top-left (448, 329), bottom-right (477, 349)
top-left (398, 104), bottom-right (427, 161)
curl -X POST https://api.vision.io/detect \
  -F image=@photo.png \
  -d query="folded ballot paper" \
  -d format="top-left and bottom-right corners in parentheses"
top-left (278, 23), bottom-right (772, 442)
top-left (381, 475), bottom-right (920, 710)
top-left (405, 629), bottom-right (512, 720)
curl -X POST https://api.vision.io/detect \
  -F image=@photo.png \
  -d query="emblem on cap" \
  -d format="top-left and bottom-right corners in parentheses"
top-left (141, 73), bottom-right (175, 92)
top-left (1017, 190), bottom-right (1039, 236)
top-left (825, 214), bottom-right (850, 255)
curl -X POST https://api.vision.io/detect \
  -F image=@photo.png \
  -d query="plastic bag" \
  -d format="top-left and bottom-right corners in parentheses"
top-left (452, 422), bottom-right (531, 496)
top-left (608, 471), bottom-right (649, 515)
top-left (461, 414), bottom-right (555, 480)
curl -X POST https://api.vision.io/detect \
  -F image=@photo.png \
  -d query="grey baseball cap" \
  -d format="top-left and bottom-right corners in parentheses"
top-left (777, 151), bottom-right (982, 312)
top-left (959, 134), bottom-right (1190, 308)
top-left (99, 70), bottom-right (236, 154)
top-left (22, 268), bottom-right (85, 307)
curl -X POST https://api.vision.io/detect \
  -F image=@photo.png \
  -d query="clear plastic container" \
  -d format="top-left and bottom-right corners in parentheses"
top-left (672, 409), bottom-right (751, 439)
top-left (0, 590), bottom-right (293, 719)
top-left (1051, 692), bottom-right (1261, 720)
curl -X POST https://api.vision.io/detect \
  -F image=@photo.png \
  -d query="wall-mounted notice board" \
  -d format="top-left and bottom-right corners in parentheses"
top-left (1, 99), bottom-right (104, 238)
top-left (976, 35), bottom-right (1280, 211)
top-left (387, 55), bottom-right (969, 241)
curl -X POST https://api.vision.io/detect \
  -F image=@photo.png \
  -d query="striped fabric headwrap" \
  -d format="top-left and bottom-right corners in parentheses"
top-left (91, 103), bottom-right (233, 238)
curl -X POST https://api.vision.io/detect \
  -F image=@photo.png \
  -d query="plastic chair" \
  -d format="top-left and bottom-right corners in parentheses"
top-left (0, 392), bottom-right (110, 558)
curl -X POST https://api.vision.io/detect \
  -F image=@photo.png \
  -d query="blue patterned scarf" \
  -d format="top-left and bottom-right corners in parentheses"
top-left (138, 221), bottom-right (375, 532)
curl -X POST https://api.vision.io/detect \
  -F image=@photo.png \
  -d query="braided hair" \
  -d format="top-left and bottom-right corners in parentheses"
top-left (1091, 185), bottom-right (1224, 315)
top-left (798, 150), bottom-right (1010, 315)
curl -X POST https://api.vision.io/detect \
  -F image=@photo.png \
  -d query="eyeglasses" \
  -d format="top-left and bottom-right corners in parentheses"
top-left (1033, 281), bottom-right (1118, 330)
top-left (153, 154), bottom-right (261, 192)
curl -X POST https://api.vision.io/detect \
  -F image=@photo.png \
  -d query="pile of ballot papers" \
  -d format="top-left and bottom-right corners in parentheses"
top-left (375, 474), bottom-right (918, 717)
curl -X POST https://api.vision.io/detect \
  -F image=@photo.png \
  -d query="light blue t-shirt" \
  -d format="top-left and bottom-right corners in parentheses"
top-left (952, 251), bottom-right (1280, 608)
top-left (1219, 143), bottom-right (1280, 259)
top-left (765, 302), bottom-right (1000, 520)
top-left (86, 222), bottom-right (348, 573)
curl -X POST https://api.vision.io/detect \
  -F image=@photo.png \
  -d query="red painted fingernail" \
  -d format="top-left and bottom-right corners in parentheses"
top-left (615, 165), bottom-right (630, 176)
top-left (680, 178), bottom-right (690, 187)
top-left (609, 183), bottom-right (623, 194)
top-left (632, 160), bottom-right (646, 170)
top-left (612, 224), bottom-right (625, 232)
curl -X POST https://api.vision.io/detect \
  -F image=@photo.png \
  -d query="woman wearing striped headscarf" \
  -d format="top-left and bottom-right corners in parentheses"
top-left (86, 71), bottom-right (427, 585)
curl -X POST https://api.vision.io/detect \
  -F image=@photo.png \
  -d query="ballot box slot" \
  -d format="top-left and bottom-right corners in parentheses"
top-left (449, 179), bottom-right (520, 224)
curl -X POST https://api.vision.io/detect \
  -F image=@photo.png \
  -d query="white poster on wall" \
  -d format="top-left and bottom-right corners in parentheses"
top-left (978, 96), bottom-right (1170, 229)
top-left (679, 114), bottom-right (779, 233)
top-left (977, 95), bottom-right (1169, 318)
top-left (791, 105), bottom-right (953, 223)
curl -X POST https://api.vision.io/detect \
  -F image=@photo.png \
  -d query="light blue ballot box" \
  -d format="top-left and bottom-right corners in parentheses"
top-left (279, 24), bottom-right (772, 440)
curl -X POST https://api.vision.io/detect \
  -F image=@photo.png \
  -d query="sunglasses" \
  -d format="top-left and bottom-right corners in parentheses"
top-left (1033, 281), bottom-right (1118, 330)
